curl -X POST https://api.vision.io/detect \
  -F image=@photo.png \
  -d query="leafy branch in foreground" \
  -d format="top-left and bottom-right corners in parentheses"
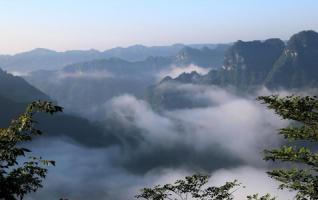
top-left (247, 193), bottom-right (276, 200)
top-left (136, 174), bottom-right (240, 200)
top-left (258, 95), bottom-right (318, 200)
top-left (0, 101), bottom-right (63, 200)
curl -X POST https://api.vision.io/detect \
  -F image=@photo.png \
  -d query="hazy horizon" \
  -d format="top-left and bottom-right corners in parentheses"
top-left (0, 42), bottom-right (222, 55)
top-left (1, 29), bottom-right (318, 56)
top-left (1, 0), bottom-right (318, 54)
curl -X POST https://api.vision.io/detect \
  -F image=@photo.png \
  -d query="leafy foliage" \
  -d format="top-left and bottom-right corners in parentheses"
top-left (136, 174), bottom-right (240, 200)
top-left (258, 95), bottom-right (318, 199)
top-left (0, 101), bottom-right (62, 200)
top-left (247, 193), bottom-right (276, 200)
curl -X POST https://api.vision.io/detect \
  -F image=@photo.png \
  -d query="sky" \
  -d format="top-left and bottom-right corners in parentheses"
top-left (1, 0), bottom-right (318, 54)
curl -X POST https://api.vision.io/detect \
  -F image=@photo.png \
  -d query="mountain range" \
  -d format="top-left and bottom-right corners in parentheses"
top-left (159, 30), bottom-right (318, 88)
top-left (22, 44), bottom-right (230, 117)
top-left (147, 30), bottom-right (318, 109)
top-left (1, 30), bottom-right (318, 138)
top-left (0, 43), bottom-right (222, 72)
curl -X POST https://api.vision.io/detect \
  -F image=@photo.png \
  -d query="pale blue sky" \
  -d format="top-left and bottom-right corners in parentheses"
top-left (0, 0), bottom-right (317, 54)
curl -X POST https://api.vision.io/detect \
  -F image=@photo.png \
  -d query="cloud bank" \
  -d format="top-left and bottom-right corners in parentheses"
top-left (26, 84), bottom-right (293, 200)
top-left (158, 64), bottom-right (210, 80)
top-left (26, 140), bottom-right (293, 200)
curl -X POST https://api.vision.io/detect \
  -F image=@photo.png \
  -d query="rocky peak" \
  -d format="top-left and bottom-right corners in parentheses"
top-left (223, 39), bottom-right (285, 71)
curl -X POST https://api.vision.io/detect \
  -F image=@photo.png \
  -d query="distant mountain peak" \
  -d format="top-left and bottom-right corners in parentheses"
top-left (160, 76), bottom-right (173, 83)
top-left (130, 44), bottom-right (147, 48)
top-left (28, 48), bottom-right (57, 54)
top-left (174, 71), bottom-right (201, 83)
top-left (292, 30), bottom-right (318, 37)
top-left (265, 30), bottom-right (318, 88)
top-left (287, 30), bottom-right (318, 50)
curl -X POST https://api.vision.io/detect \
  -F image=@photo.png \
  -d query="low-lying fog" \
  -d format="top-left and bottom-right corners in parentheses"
top-left (24, 79), bottom-right (297, 199)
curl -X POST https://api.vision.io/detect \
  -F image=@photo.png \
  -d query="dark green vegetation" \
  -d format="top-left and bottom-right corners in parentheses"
top-left (0, 101), bottom-right (62, 200)
top-left (258, 95), bottom-right (318, 199)
top-left (136, 174), bottom-right (275, 200)
top-left (136, 174), bottom-right (240, 200)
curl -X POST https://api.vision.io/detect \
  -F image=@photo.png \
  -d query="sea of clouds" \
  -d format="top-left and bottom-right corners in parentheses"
top-left (24, 82), bottom-right (296, 200)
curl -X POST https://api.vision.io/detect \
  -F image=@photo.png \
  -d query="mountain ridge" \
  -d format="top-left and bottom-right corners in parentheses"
top-left (0, 43), bottom-right (225, 72)
top-left (0, 68), bottom-right (119, 148)
top-left (147, 30), bottom-right (318, 110)
top-left (160, 30), bottom-right (317, 90)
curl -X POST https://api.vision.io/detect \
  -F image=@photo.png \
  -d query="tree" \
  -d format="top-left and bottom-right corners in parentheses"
top-left (258, 95), bottom-right (318, 199)
top-left (135, 174), bottom-right (278, 200)
top-left (136, 174), bottom-right (240, 200)
top-left (246, 193), bottom-right (276, 200)
top-left (0, 101), bottom-right (63, 200)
